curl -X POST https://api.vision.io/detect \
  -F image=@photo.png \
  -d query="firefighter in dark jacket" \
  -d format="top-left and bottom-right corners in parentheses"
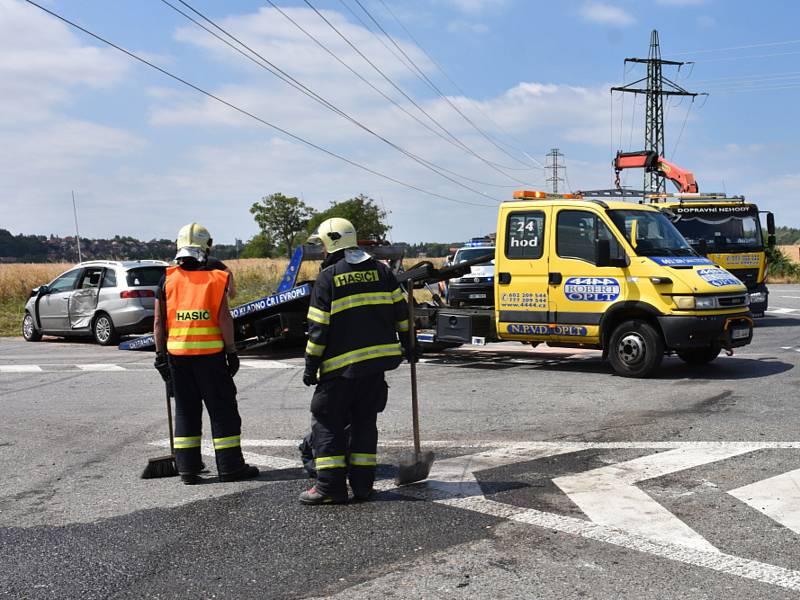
top-left (153, 223), bottom-right (259, 485)
top-left (300, 218), bottom-right (410, 504)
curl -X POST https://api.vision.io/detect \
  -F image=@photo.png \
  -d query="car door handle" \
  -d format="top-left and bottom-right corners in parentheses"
top-left (548, 272), bottom-right (562, 285)
top-left (498, 272), bottom-right (511, 284)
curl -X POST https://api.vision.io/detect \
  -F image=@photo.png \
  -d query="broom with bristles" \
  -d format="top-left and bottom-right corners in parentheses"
top-left (141, 381), bottom-right (179, 478)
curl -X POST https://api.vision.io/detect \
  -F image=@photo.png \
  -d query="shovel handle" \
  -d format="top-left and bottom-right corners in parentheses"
top-left (407, 284), bottom-right (421, 456)
top-left (165, 381), bottom-right (175, 455)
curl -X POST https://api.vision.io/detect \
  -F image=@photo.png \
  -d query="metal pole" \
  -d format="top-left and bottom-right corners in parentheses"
top-left (72, 191), bottom-right (83, 263)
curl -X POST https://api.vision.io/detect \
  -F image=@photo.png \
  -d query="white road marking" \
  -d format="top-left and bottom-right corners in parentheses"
top-left (0, 364), bottom-right (42, 373)
top-left (147, 438), bottom-right (800, 591)
top-left (766, 307), bottom-right (798, 315)
top-left (77, 364), bottom-right (126, 372)
top-left (777, 296), bottom-right (800, 299)
top-left (239, 359), bottom-right (299, 369)
top-left (729, 468), bottom-right (800, 536)
top-left (554, 446), bottom-right (758, 552)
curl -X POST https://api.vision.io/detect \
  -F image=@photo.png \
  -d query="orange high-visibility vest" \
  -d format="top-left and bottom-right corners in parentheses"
top-left (165, 266), bottom-right (229, 356)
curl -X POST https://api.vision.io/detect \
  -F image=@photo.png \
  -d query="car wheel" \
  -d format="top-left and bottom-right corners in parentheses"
top-left (93, 313), bottom-right (119, 346)
top-left (22, 312), bottom-right (42, 342)
top-left (677, 344), bottom-right (721, 365)
top-left (608, 319), bottom-right (664, 378)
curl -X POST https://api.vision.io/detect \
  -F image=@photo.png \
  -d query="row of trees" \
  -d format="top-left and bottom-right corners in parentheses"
top-left (243, 193), bottom-right (392, 258)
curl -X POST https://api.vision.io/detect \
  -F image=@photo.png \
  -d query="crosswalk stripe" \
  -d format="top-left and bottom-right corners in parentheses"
top-left (729, 468), bottom-right (800, 537)
top-left (0, 365), bottom-right (42, 373)
top-left (77, 364), bottom-right (126, 372)
top-left (766, 307), bottom-right (798, 314)
top-left (239, 359), bottom-right (299, 369)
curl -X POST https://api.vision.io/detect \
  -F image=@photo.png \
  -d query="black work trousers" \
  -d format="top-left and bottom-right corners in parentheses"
top-left (310, 372), bottom-right (388, 497)
top-left (169, 352), bottom-right (245, 476)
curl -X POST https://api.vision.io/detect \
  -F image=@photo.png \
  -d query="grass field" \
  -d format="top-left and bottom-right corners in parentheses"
top-left (0, 258), bottom-right (441, 337)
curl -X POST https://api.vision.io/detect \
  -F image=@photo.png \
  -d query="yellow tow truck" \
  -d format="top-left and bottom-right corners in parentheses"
top-left (411, 190), bottom-right (753, 378)
top-left (612, 150), bottom-right (776, 316)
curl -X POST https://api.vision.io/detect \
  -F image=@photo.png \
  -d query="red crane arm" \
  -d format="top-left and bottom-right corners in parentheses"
top-left (614, 150), bottom-right (699, 193)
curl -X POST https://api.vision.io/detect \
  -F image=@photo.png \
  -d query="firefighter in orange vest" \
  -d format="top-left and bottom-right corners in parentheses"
top-left (153, 223), bottom-right (259, 485)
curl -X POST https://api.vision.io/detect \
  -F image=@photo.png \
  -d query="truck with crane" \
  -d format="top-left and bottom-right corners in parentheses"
top-left (609, 150), bottom-right (776, 315)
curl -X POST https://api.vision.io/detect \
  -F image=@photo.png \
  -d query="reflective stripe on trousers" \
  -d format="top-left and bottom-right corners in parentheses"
top-left (350, 453), bottom-right (377, 467)
top-left (315, 455), bottom-right (347, 470)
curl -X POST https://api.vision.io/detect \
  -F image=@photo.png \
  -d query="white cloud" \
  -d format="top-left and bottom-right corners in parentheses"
top-left (438, 0), bottom-right (508, 15)
top-left (0, 2), bottom-right (628, 243)
top-left (697, 15), bottom-right (717, 28)
top-left (656, 0), bottom-right (707, 6)
top-left (446, 20), bottom-right (490, 34)
top-left (580, 2), bottom-right (636, 27)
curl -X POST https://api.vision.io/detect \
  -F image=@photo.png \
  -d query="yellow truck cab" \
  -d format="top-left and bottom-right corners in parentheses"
top-left (645, 194), bottom-right (775, 316)
top-left (488, 191), bottom-right (753, 376)
top-left (421, 191), bottom-right (754, 377)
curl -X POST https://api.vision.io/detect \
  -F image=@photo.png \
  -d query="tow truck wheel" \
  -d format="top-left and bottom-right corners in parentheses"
top-left (608, 319), bottom-right (664, 378)
top-left (22, 312), bottom-right (42, 342)
top-left (677, 344), bottom-right (721, 365)
top-left (93, 312), bottom-right (119, 346)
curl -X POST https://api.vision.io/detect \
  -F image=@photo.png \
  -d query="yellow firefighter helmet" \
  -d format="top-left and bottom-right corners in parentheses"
top-left (175, 222), bottom-right (212, 261)
top-left (308, 218), bottom-right (358, 253)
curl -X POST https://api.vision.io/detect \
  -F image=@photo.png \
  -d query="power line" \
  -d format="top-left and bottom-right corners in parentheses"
top-left (303, 0), bottom-right (538, 184)
top-left (262, 0), bottom-right (520, 189)
top-left (691, 50), bottom-right (800, 63)
top-left (375, 0), bottom-right (544, 168)
top-left (669, 38), bottom-right (800, 56)
top-left (693, 69), bottom-right (800, 84)
top-left (346, 0), bottom-right (541, 172)
top-left (163, 0), bottom-right (501, 203)
top-left (22, 0), bottom-right (494, 209)
top-left (670, 97), bottom-right (694, 161)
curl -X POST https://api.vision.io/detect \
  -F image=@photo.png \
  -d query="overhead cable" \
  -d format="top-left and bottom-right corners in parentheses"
top-left (670, 38), bottom-right (800, 56)
top-left (304, 0), bottom-right (539, 182)
top-left (163, 0), bottom-right (501, 203)
top-left (262, 0), bottom-right (522, 188)
top-left (348, 0), bottom-right (540, 171)
top-left (375, 0), bottom-right (545, 168)
top-left (22, 0), bottom-right (494, 208)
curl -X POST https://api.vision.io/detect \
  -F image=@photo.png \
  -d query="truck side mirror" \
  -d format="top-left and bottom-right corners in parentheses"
top-left (767, 212), bottom-right (775, 235)
top-left (596, 239), bottom-right (629, 268)
top-left (768, 234), bottom-right (776, 249)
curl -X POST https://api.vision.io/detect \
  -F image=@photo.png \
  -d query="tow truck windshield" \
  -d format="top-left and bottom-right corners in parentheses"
top-left (608, 210), bottom-right (696, 257)
top-left (672, 212), bottom-right (763, 253)
top-left (454, 248), bottom-right (494, 265)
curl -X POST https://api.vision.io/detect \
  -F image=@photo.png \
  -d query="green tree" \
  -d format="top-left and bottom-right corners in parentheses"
top-left (240, 233), bottom-right (275, 258)
top-left (250, 193), bottom-right (316, 257)
top-left (307, 194), bottom-right (390, 240)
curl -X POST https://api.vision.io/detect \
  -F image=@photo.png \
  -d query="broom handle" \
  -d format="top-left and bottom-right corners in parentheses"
top-left (165, 381), bottom-right (175, 455)
top-left (407, 283), bottom-right (421, 456)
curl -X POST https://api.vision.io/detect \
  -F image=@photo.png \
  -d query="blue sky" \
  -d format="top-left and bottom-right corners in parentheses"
top-left (3, 0), bottom-right (800, 244)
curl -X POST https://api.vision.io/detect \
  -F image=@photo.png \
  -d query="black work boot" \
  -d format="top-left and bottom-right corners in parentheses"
top-left (351, 489), bottom-right (374, 503)
top-left (180, 473), bottom-right (203, 485)
top-left (219, 464), bottom-right (260, 483)
top-left (299, 486), bottom-right (347, 505)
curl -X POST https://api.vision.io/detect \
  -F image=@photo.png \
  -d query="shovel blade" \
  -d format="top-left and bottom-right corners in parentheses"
top-left (395, 450), bottom-right (435, 486)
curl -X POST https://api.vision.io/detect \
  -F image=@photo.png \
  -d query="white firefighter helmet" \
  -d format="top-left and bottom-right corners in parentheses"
top-left (175, 222), bottom-right (212, 261)
top-left (308, 217), bottom-right (358, 253)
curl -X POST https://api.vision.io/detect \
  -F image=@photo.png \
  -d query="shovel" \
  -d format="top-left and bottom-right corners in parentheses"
top-left (395, 281), bottom-right (435, 485)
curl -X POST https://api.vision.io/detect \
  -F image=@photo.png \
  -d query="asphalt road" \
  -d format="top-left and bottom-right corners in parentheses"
top-left (3, 285), bottom-right (800, 599)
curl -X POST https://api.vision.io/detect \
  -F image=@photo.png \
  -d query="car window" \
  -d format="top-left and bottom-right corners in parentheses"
top-left (557, 210), bottom-right (622, 264)
top-left (101, 268), bottom-right (117, 288)
top-left (49, 269), bottom-right (82, 293)
top-left (126, 266), bottom-right (166, 287)
top-left (79, 267), bottom-right (104, 289)
top-left (506, 211), bottom-right (545, 259)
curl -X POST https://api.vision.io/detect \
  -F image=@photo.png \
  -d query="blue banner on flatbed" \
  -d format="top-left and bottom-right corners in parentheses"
top-left (119, 283), bottom-right (312, 351)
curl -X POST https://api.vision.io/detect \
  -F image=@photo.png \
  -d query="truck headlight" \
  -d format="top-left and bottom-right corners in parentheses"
top-left (694, 296), bottom-right (718, 309)
top-left (749, 291), bottom-right (766, 303)
top-left (673, 296), bottom-right (695, 309)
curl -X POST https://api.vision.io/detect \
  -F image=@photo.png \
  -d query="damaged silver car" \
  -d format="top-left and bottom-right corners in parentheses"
top-left (22, 260), bottom-right (168, 346)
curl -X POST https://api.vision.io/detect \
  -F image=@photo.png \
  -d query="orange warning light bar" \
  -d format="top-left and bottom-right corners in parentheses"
top-left (513, 190), bottom-right (547, 199)
top-left (513, 190), bottom-right (578, 200)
